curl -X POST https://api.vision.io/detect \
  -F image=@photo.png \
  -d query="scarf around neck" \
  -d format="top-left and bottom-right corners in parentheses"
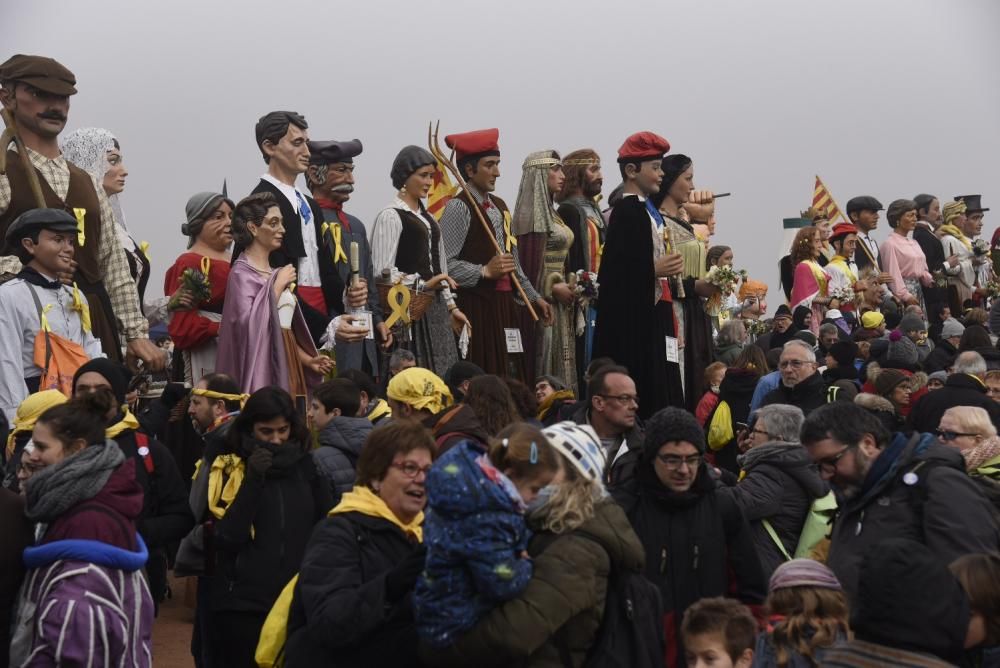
top-left (331, 485), bottom-right (423, 541)
top-left (939, 224), bottom-right (972, 251)
top-left (24, 439), bottom-right (125, 522)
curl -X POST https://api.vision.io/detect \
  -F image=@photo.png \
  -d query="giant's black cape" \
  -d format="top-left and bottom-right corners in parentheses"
top-left (593, 196), bottom-right (683, 418)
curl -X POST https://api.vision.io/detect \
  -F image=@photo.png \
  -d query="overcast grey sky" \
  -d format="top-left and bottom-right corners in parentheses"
top-left (5, 0), bottom-right (999, 301)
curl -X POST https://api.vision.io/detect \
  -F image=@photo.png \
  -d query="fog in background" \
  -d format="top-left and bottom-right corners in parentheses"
top-left (5, 0), bottom-right (999, 302)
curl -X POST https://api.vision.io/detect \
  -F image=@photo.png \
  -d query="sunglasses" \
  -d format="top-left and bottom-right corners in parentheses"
top-left (935, 429), bottom-right (979, 442)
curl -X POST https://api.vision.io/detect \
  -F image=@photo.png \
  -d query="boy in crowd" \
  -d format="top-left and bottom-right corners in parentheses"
top-left (681, 597), bottom-right (756, 668)
top-left (308, 377), bottom-right (373, 504)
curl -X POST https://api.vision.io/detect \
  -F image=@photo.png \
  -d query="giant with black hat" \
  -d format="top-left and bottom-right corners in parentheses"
top-left (0, 54), bottom-right (77, 96)
top-left (954, 194), bottom-right (989, 214)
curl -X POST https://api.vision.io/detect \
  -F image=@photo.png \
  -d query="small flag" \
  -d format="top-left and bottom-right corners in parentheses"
top-left (812, 176), bottom-right (848, 223)
top-left (427, 159), bottom-right (458, 220)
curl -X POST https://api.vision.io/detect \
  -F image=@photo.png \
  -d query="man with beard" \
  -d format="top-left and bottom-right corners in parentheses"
top-left (593, 131), bottom-right (684, 417)
top-left (760, 340), bottom-right (830, 416)
top-left (440, 128), bottom-right (550, 379)
top-left (556, 149), bottom-right (605, 389)
top-left (304, 139), bottom-right (390, 376)
top-left (250, 111), bottom-right (369, 344)
top-left (801, 401), bottom-right (998, 603)
top-left (0, 54), bottom-right (163, 370)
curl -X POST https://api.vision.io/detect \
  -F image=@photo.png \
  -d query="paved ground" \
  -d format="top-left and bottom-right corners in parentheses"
top-left (153, 575), bottom-right (196, 668)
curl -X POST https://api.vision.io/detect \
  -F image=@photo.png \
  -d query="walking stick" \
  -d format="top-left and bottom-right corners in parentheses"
top-left (0, 109), bottom-right (47, 208)
top-left (429, 121), bottom-right (538, 321)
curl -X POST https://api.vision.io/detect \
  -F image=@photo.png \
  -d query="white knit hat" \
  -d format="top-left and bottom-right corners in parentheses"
top-left (542, 421), bottom-right (606, 481)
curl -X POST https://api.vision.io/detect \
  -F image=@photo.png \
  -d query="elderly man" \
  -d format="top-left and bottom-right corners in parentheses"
top-left (909, 351), bottom-right (1000, 433)
top-left (801, 401), bottom-right (998, 603)
top-left (760, 340), bottom-right (830, 415)
top-left (0, 54), bottom-right (162, 369)
top-left (724, 404), bottom-right (829, 578)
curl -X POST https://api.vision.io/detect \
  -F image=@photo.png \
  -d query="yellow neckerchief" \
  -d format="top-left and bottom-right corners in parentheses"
top-left (537, 389), bottom-right (575, 421)
top-left (827, 254), bottom-right (858, 284)
top-left (940, 224), bottom-right (972, 251)
top-left (206, 453), bottom-right (252, 537)
top-left (802, 259), bottom-right (829, 294)
top-left (330, 485), bottom-right (423, 541)
top-left (367, 398), bottom-right (392, 423)
top-left (106, 408), bottom-right (142, 439)
top-left (321, 222), bottom-right (349, 264)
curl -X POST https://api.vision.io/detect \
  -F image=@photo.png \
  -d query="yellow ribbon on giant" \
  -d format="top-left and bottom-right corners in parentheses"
top-left (321, 222), bottom-right (349, 264)
top-left (72, 208), bottom-right (86, 246)
top-left (71, 282), bottom-right (91, 334)
top-left (139, 241), bottom-right (150, 259)
top-left (502, 211), bottom-right (517, 252)
top-left (384, 282), bottom-right (411, 328)
top-left (200, 255), bottom-right (211, 276)
top-left (38, 304), bottom-right (53, 333)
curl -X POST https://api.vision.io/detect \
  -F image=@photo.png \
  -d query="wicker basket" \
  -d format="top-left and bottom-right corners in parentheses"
top-left (377, 282), bottom-right (435, 322)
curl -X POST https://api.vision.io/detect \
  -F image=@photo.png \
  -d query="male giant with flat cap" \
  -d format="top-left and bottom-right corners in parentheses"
top-left (439, 128), bottom-right (551, 380)
top-left (304, 138), bottom-right (390, 376)
top-left (593, 131), bottom-right (685, 417)
top-left (250, 111), bottom-right (369, 345)
top-left (0, 54), bottom-right (162, 370)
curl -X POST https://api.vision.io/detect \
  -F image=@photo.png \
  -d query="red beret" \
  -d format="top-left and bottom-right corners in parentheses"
top-left (830, 222), bottom-right (858, 240)
top-left (617, 131), bottom-right (670, 162)
top-left (445, 128), bottom-right (500, 161)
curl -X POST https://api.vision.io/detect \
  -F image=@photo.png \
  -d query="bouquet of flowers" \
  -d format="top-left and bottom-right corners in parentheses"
top-left (744, 318), bottom-right (771, 339)
top-left (574, 270), bottom-right (600, 300)
top-left (974, 239), bottom-right (992, 257)
top-left (932, 270), bottom-right (950, 289)
top-left (831, 285), bottom-right (856, 306)
top-left (984, 278), bottom-right (1000, 299)
top-left (169, 267), bottom-right (211, 309)
top-left (704, 265), bottom-right (748, 316)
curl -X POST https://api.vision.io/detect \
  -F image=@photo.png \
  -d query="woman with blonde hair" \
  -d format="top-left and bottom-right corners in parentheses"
top-left (754, 558), bottom-right (850, 667)
top-left (938, 406), bottom-right (1000, 480)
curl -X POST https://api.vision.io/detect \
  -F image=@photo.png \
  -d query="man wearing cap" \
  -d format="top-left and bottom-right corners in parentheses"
top-left (0, 208), bottom-right (104, 420)
top-left (924, 317), bottom-right (964, 373)
top-left (825, 222), bottom-right (865, 313)
top-left (594, 131), bottom-right (685, 418)
top-left (847, 196), bottom-right (885, 274)
top-left (250, 111), bottom-right (369, 346)
top-left (439, 128), bottom-right (550, 380)
top-left (0, 54), bottom-right (162, 370)
top-left (304, 138), bottom-right (390, 375)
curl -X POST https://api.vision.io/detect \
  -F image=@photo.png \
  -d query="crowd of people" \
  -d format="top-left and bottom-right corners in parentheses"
top-left (1, 51), bottom-right (1000, 668)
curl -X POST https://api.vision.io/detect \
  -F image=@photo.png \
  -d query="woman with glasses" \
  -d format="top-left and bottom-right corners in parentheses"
top-left (206, 387), bottom-right (332, 667)
top-left (610, 407), bottom-right (766, 667)
top-left (937, 407), bottom-right (1000, 509)
top-left (216, 193), bottom-right (333, 397)
top-left (285, 421), bottom-right (435, 666)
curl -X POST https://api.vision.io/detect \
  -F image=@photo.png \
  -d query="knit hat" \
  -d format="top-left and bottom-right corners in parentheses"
top-left (861, 311), bottom-right (885, 329)
top-left (73, 358), bottom-right (131, 404)
top-left (387, 367), bottom-right (453, 414)
top-left (774, 304), bottom-right (792, 320)
top-left (928, 370), bottom-right (948, 385)
top-left (769, 559), bottom-right (843, 592)
top-left (898, 313), bottom-right (926, 334)
top-left (942, 317), bottom-right (966, 340)
top-left (885, 330), bottom-right (919, 367)
top-left (793, 331), bottom-right (817, 348)
top-left (643, 407), bottom-right (706, 455)
top-left (541, 421), bottom-right (606, 482)
top-left (852, 538), bottom-right (969, 663)
top-left (874, 368), bottom-right (909, 397)
top-left (828, 341), bottom-right (858, 368)
top-left (443, 361), bottom-right (484, 401)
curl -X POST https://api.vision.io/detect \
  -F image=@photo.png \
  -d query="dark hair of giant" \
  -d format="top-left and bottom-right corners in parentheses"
top-left (254, 110), bottom-right (308, 163)
top-left (231, 192), bottom-right (278, 258)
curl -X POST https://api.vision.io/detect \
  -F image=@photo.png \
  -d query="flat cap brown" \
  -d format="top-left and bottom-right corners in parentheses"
top-left (0, 54), bottom-right (77, 96)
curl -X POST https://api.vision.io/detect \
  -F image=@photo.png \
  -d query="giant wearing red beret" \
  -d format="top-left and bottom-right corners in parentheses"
top-left (445, 128), bottom-right (500, 162)
top-left (617, 131), bottom-right (670, 162)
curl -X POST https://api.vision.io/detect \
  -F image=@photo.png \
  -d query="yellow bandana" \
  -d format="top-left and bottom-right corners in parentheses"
top-left (5, 390), bottom-right (67, 458)
top-left (387, 367), bottom-right (453, 414)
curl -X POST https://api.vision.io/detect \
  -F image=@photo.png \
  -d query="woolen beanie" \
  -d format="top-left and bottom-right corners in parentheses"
top-left (643, 407), bottom-right (706, 455)
top-left (941, 318), bottom-right (966, 340)
top-left (874, 368), bottom-right (908, 397)
top-left (541, 422), bottom-right (606, 482)
top-left (73, 358), bottom-right (131, 405)
top-left (769, 558), bottom-right (843, 592)
top-left (898, 313), bottom-right (926, 334)
top-left (829, 341), bottom-right (858, 368)
top-left (885, 330), bottom-right (919, 367)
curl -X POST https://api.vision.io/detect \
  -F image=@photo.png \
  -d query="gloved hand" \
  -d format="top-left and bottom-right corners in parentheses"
top-left (160, 382), bottom-right (189, 408)
top-left (384, 545), bottom-right (427, 601)
top-left (246, 447), bottom-right (274, 480)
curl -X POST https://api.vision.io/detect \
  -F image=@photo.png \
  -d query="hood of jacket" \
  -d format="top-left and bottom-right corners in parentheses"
top-left (318, 416), bottom-right (373, 458)
top-left (426, 441), bottom-right (521, 517)
top-left (568, 497), bottom-right (645, 573)
top-left (853, 392), bottom-right (895, 414)
top-left (719, 368), bottom-right (761, 401)
top-left (738, 441), bottom-right (829, 499)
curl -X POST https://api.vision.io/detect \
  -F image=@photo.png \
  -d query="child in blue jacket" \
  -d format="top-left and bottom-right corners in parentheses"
top-left (416, 423), bottom-right (561, 648)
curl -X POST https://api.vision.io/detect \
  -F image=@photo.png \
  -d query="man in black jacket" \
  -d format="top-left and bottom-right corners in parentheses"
top-left (570, 364), bottom-right (644, 482)
top-left (909, 351), bottom-right (1000, 433)
top-left (913, 193), bottom-right (948, 311)
top-left (923, 317), bottom-right (964, 374)
top-left (801, 401), bottom-right (999, 603)
top-left (760, 340), bottom-right (830, 416)
top-left (611, 407), bottom-right (765, 668)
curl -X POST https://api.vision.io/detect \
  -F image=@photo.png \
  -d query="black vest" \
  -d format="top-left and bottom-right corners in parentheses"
top-left (393, 208), bottom-right (441, 280)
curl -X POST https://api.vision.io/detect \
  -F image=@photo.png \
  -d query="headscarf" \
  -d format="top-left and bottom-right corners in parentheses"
top-left (387, 367), bottom-right (453, 414)
top-left (5, 390), bottom-right (67, 458)
top-left (390, 145), bottom-right (436, 191)
top-left (941, 201), bottom-right (971, 250)
top-left (183, 191), bottom-right (234, 243)
top-left (59, 128), bottom-right (131, 246)
top-left (511, 150), bottom-right (561, 236)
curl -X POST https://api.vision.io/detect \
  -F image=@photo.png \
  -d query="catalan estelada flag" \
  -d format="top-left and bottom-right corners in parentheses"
top-left (812, 176), bottom-right (848, 223)
top-left (427, 159), bottom-right (458, 220)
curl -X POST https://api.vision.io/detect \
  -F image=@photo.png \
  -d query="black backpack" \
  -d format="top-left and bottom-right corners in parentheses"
top-left (540, 529), bottom-right (665, 668)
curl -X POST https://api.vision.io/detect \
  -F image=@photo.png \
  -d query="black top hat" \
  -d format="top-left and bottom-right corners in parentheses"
top-left (954, 195), bottom-right (989, 213)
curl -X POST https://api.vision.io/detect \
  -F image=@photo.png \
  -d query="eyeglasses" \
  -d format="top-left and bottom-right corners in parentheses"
top-left (815, 447), bottom-right (850, 472)
top-left (935, 429), bottom-right (979, 442)
top-left (391, 461), bottom-right (432, 479)
top-left (779, 359), bottom-right (814, 370)
top-left (598, 394), bottom-right (639, 406)
top-left (656, 453), bottom-right (702, 470)
top-left (752, 428), bottom-right (770, 438)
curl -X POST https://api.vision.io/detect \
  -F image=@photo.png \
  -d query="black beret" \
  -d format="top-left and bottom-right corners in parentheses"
top-left (846, 196), bottom-right (884, 215)
top-left (308, 139), bottom-right (363, 166)
top-left (5, 208), bottom-right (78, 245)
top-left (0, 54), bottom-right (76, 95)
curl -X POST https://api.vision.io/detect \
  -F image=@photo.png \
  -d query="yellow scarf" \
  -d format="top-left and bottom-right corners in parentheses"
top-left (367, 398), bottom-right (392, 424)
top-left (537, 389), bottom-right (575, 421)
top-left (330, 485), bottom-right (423, 541)
top-left (106, 408), bottom-right (142, 439)
top-left (207, 454), bottom-right (246, 519)
top-left (803, 259), bottom-right (829, 294)
top-left (827, 255), bottom-right (857, 284)
top-left (940, 224), bottom-right (972, 251)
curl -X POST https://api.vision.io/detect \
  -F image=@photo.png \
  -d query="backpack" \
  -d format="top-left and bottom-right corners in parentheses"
top-left (762, 490), bottom-right (838, 561)
top-left (540, 530), bottom-right (665, 668)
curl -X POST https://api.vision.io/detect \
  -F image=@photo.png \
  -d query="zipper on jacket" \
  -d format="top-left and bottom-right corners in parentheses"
top-left (660, 548), bottom-right (667, 574)
top-left (692, 545), bottom-right (700, 571)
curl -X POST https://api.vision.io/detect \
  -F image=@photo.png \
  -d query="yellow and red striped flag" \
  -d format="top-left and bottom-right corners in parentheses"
top-left (427, 159), bottom-right (459, 220)
top-left (812, 176), bottom-right (848, 223)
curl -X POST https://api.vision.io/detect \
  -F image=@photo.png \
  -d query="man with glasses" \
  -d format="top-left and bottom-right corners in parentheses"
top-left (760, 340), bottom-right (831, 415)
top-left (909, 351), bottom-right (1000, 434)
top-left (610, 406), bottom-right (765, 667)
top-left (570, 364), bottom-right (643, 479)
top-left (801, 401), bottom-right (998, 603)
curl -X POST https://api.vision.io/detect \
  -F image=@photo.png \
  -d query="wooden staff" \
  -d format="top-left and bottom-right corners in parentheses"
top-left (0, 108), bottom-right (47, 208)
top-left (429, 121), bottom-right (538, 321)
